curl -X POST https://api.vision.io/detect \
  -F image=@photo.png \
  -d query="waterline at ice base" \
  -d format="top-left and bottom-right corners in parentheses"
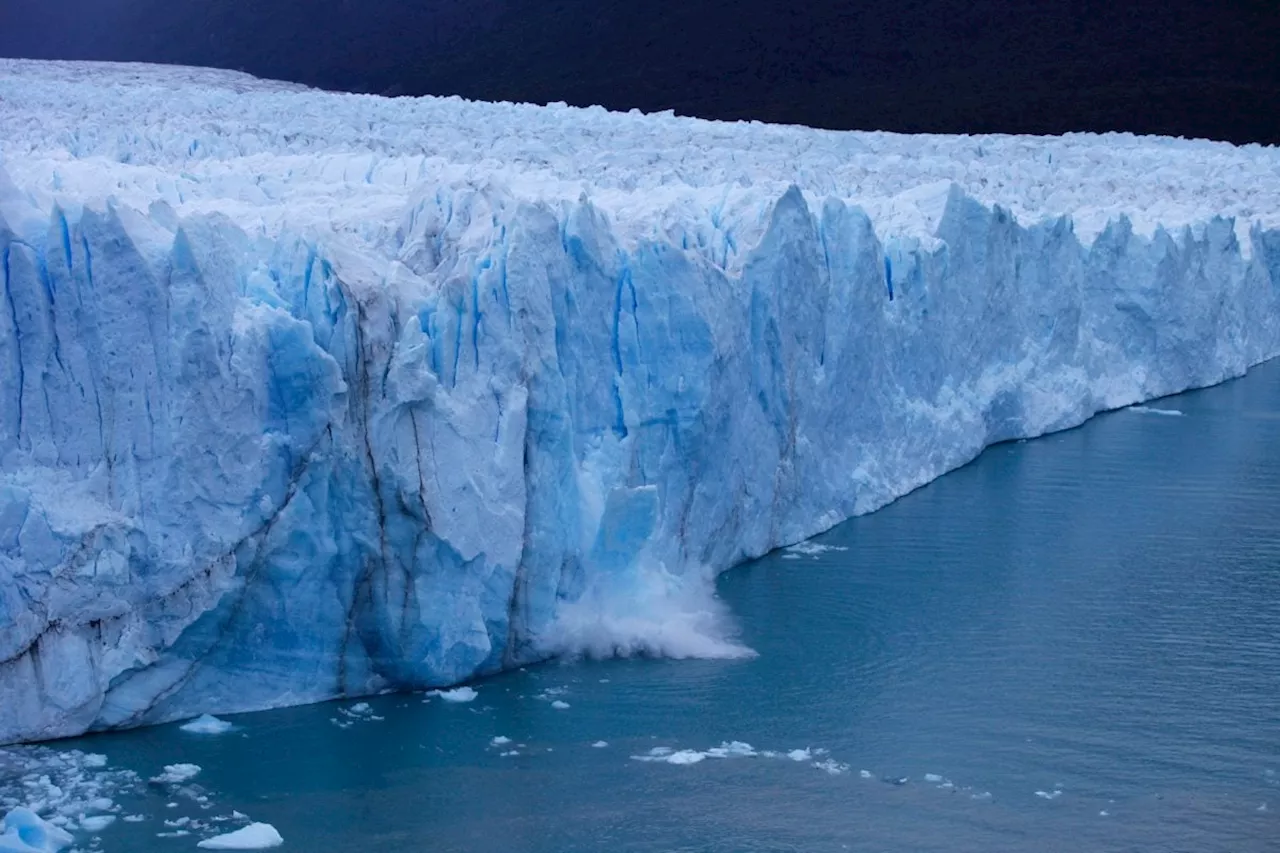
top-left (1, 59), bottom-right (1278, 746)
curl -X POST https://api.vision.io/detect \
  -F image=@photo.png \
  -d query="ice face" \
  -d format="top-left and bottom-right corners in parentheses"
top-left (1, 60), bottom-right (1279, 745)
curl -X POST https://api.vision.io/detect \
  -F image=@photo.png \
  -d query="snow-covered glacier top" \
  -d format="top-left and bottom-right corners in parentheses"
top-left (2, 59), bottom-right (1276, 256)
top-left (1, 60), bottom-right (1278, 747)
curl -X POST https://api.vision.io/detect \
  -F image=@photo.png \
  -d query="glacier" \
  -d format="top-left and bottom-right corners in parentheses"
top-left (1, 59), bottom-right (1278, 745)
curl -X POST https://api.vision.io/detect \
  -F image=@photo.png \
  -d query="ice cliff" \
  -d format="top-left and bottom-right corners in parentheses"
top-left (2, 60), bottom-right (1278, 744)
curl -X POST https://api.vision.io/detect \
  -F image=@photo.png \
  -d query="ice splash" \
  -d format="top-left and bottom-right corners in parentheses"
top-left (180, 715), bottom-right (234, 735)
top-left (784, 541), bottom-right (851, 559)
top-left (1128, 405), bottom-right (1186, 417)
top-left (427, 687), bottom-right (480, 704)
top-left (541, 561), bottom-right (756, 662)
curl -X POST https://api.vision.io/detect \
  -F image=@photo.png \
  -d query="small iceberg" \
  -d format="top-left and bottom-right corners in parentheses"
top-left (197, 823), bottom-right (284, 850)
top-left (0, 808), bottom-right (74, 853)
top-left (77, 815), bottom-right (115, 832)
top-left (150, 764), bottom-right (201, 784)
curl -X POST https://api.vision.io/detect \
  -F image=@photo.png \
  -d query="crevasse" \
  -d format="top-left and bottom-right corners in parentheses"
top-left (1, 60), bottom-right (1278, 745)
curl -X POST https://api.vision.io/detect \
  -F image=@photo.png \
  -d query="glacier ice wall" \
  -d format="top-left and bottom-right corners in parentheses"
top-left (1, 60), bottom-right (1279, 744)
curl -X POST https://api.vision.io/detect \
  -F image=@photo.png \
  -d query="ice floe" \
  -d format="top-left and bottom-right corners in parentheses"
top-left (196, 822), bottom-right (284, 850)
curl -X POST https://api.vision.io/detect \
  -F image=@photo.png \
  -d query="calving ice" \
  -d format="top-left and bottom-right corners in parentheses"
top-left (1, 59), bottom-right (1278, 746)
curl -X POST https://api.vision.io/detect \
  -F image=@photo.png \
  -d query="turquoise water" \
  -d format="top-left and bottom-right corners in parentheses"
top-left (10, 361), bottom-right (1280, 852)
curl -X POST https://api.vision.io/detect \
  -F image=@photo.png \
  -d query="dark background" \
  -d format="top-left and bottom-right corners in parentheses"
top-left (2, 0), bottom-right (1278, 144)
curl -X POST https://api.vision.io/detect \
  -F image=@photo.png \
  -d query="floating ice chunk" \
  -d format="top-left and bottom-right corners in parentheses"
top-left (122, 816), bottom-right (145, 823)
top-left (859, 770), bottom-right (873, 779)
top-left (499, 751), bottom-right (520, 757)
top-left (0, 808), bottom-right (75, 853)
top-left (704, 742), bottom-right (757, 758)
top-left (348, 703), bottom-right (372, 715)
top-left (490, 737), bottom-right (512, 747)
top-left (786, 749), bottom-right (813, 762)
top-left (634, 741), bottom-right (759, 764)
top-left (1035, 790), bottom-right (1062, 800)
top-left (591, 741), bottom-right (609, 748)
top-left (197, 823), bottom-right (284, 850)
top-left (1099, 810), bottom-right (1110, 816)
top-left (1259, 803), bottom-right (1268, 813)
top-left (181, 715), bottom-right (234, 735)
top-left (1128, 406), bottom-right (1185, 417)
top-left (813, 759), bottom-right (849, 775)
top-left (550, 701), bottom-right (571, 710)
top-left (77, 816), bottom-right (114, 832)
top-left (151, 765), bottom-right (201, 785)
top-left (431, 688), bottom-right (478, 703)
top-left (80, 756), bottom-right (107, 769)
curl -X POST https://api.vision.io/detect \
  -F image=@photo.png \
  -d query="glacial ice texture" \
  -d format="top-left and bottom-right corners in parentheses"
top-left (1, 59), bottom-right (1279, 744)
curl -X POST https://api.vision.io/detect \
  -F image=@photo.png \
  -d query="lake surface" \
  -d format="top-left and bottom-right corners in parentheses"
top-left (7, 362), bottom-right (1280, 852)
